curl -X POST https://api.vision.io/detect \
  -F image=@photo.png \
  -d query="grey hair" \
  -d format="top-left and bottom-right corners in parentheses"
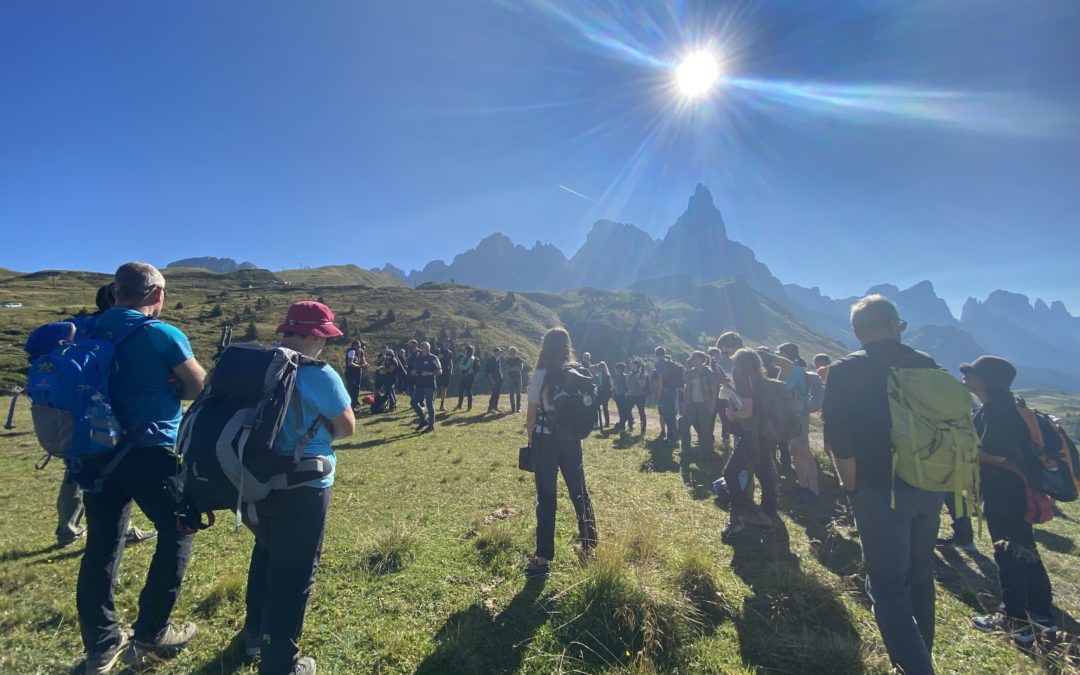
top-left (113, 262), bottom-right (165, 303)
top-left (850, 294), bottom-right (900, 335)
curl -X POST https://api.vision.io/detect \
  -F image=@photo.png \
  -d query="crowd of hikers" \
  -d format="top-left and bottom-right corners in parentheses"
top-left (16, 262), bottom-right (1080, 675)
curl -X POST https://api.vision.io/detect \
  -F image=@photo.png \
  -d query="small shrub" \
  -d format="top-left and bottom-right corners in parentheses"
top-left (174, 302), bottom-right (184, 310)
top-left (209, 304), bottom-right (224, 318)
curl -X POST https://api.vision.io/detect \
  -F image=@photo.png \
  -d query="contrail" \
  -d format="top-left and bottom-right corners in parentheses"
top-left (558, 185), bottom-right (596, 201)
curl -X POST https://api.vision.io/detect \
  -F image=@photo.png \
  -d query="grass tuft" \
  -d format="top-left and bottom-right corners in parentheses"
top-left (360, 525), bottom-right (416, 575)
top-left (195, 572), bottom-right (246, 617)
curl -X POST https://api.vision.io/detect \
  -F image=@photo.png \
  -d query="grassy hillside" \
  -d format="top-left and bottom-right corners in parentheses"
top-left (277, 265), bottom-right (405, 288)
top-left (2, 398), bottom-right (1079, 673)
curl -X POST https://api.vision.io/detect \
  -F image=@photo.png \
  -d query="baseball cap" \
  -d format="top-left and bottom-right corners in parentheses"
top-left (276, 301), bottom-right (344, 338)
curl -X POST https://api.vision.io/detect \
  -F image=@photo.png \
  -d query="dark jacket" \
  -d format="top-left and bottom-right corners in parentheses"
top-left (821, 339), bottom-right (939, 491)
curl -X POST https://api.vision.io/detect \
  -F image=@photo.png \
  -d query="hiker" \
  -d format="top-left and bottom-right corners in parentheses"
top-left (344, 340), bottom-right (366, 411)
top-left (625, 359), bottom-right (647, 437)
top-left (404, 340), bottom-right (421, 401)
top-left (24, 285), bottom-right (156, 550)
top-left (485, 347), bottom-right (504, 412)
top-left (814, 353), bottom-right (831, 383)
top-left (719, 334), bottom-right (795, 470)
top-left (961, 356), bottom-right (1057, 644)
top-left (680, 351), bottom-right (718, 455)
top-left (409, 341), bottom-right (442, 432)
top-left (73, 263), bottom-right (207, 674)
top-left (719, 348), bottom-right (779, 541)
top-left (594, 361), bottom-right (612, 430)
top-left (821, 295), bottom-right (943, 675)
top-left (778, 342), bottom-right (820, 502)
top-left (611, 362), bottom-right (629, 433)
top-left (455, 345), bottom-right (478, 411)
top-left (709, 348), bottom-right (734, 449)
top-left (580, 351), bottom-right (593, 374)
top-left (505, 346), bottom-right (525, 413)
top-left (243, 300), bottom-right (356, 675)
top-left (525, 327), bottom-right (598, 576)
top-left (436, 339), bottom-right (454, 412)
top-left (653, 347), bottom-right (683, 444)
top-left (373, 349), bottom-right (399, 413)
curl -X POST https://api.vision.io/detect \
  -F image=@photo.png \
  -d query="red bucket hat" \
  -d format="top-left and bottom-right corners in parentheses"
top-left (276, 301), bottom-right (344, 338)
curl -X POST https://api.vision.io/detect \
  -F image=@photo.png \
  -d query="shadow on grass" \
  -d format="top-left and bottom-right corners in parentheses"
top-left (336, 433), bottom-right (418, 450)
top-left (934, 545), bottom-right (1000, 613)
top-left (678, 449), bottom-right (725, 501)
top-left (639, 438), bottom-right (679, 474)
top-left (0, 542), bottom-right (70, 563)
top-left (190, 630), bottom-right (251, 674)
top-left (415, 576), bottom-right (548, 674)
top-left (1034, 528), bottom-right (1076, 554)
top-left (437, 411), bottom-right (515, 427)
top-left (730, 520), bottom-right (864, 673)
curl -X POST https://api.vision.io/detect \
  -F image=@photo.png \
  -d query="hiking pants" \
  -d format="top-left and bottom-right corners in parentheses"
top-left (345, 367), bottom-right (363, 408)
top-left (597, 393), bottom-right (610, 428)
top-left (851, 484), bottom-right (941, 675)
top-left (488, 379), bottom-right (503, 411)
top-left (982, 468), bottom-right (1053, 621)
top-left (533, 434), bottom-right (598, 560)
top-left (613, 395), bottom-right (629, 430)
top-left (507, 373), bottom-right (522, 412)
top-left (380, 379), bottom-right (397, 411)
top-left (457, 373), bottom-right (475, 409)
top-left (57, 472), bottom-right (85, 543)
top-left (722, 430), bottom-right (776, 517)
top-left (630, 395), bottom-right (646, 432)
top-left (244, 486), bottom-right (330, 675)
top-left (77, 446), bottom-right (194, 654)
top-left (680, 402), bottom-right (713, 452)
top-left (411, 385), bottom-right (436, 426)
top-left (658, 389), bottom-right (678, 440)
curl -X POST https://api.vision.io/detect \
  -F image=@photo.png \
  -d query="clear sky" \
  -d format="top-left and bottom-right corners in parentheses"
top-left (2, 1), bottom-right (1078, 315)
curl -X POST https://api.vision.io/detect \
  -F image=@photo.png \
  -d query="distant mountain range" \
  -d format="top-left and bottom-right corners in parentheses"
top-left (166, 257), bottom-right (258, 273)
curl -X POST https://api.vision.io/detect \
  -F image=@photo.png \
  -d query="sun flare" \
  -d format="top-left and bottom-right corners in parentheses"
top-left (676, 51), bottom-right (720, 98)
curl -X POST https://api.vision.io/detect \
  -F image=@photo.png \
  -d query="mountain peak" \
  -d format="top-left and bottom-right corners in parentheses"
top-left (687, 183), bottom-right (716, 213)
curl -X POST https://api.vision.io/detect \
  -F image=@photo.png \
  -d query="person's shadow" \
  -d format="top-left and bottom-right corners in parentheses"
top-left (729, 519), bottom-right (864, 673)
top-left (415, 576), bottom-right (549, 674)
top-left (679, 450), bottom-right (725, 501)
top-left (639, 438), bottom-right (679, 474)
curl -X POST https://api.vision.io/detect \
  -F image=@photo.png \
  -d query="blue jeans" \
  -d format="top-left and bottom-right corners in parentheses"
top-left (851, 485), bottom-right (942, 675)
top-left (411, 386), bottom-right (436, 426)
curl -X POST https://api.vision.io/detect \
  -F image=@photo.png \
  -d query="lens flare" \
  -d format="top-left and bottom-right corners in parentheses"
top-left (676, 51), bottom-right (720, 97)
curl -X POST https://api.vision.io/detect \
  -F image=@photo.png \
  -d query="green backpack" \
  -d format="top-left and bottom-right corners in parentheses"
top-left (887, 367), bottom-right (980, 515)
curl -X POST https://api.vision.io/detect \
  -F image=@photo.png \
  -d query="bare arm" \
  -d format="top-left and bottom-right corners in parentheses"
top-left (526, 402), bottom-right (538, 448)
top-left (172, 358), bottom-right (207, 400)
top-left (329, 407), bottom-right (356, 440)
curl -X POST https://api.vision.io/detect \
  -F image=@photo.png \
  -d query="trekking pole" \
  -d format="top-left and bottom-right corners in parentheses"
top-left (214, 323), bottom-right (232, 362)
top-left (4, 387), bottom-right (22, 430)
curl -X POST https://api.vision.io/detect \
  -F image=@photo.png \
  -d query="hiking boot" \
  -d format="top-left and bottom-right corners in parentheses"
top-left (125, 527), bottom-right (157, 546)
top-left (525, 558), bottom-right (550, 578)
top-left (85, 627), bottom-right (131, 675)
top-left (124, 622), bottom-right (197, 666)
top-left (721, 519), bottom-right (746, 543)
top-left (290, 656), bottom-right (317, 674)
top-left (58, 529), bottom-right (87, 548)
top-left (1028, 612), bottom-right (1059, 633)
top-left (972, 613), bottom-right (1035, 646)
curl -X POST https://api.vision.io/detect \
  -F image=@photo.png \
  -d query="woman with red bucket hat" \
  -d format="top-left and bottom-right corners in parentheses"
top-left (241, 301), bottom-right (355, 675)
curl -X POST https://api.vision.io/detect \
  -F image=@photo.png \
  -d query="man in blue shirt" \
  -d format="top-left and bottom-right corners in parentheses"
top-left (75, 263), bottom-right (207, 675)
top-left (243, 301), bottom-right (355, 675)
top-left (410, 341), bottom-right (442, 432)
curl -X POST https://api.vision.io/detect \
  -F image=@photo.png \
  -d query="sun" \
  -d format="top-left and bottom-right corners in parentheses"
top-left (676, 51), bottom-right (720, 98)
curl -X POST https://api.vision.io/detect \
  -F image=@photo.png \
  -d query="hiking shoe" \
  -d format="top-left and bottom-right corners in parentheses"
top-left (1028, 612), bottom-right (1059, 633)
top-left (124, 622), bottom-right (197, 666)
top-left (972, 613), bottom-right (1036, 646)
top-left (58, 529), bottom-right (87, 548)
top-left (85, 628), bottom-right (131, 675)
top-left (525, 558), bottom-right (550, 578)
top-left (290, 656), bottom-right (317, 674)
top-left (125, 527), bottom-right (157, 546)
top-left (721, 519), bottom-right (746, 543)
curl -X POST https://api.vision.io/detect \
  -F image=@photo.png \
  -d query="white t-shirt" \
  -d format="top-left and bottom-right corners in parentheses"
top-left (527, 368), bottom-right (556, 435)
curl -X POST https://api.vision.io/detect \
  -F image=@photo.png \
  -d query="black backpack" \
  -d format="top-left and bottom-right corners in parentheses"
top-left (553, 363), bottom-right (599, 441)
top-left (661, 360), bottom-right (685, 390)
top-left (175, 345), bottom-right (333, 532)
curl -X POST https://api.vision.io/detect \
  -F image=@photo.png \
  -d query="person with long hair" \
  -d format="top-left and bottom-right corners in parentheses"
top-left (625, 358), bottom-right (647, 437)
top-left (455, 345), bottom-right (477, 411)
top-left (525, 328), bottom-right (598, 576)
top-left (594, 361), bottom-right (612, 430)
top-left (719, 348), bottom-right (778, 542)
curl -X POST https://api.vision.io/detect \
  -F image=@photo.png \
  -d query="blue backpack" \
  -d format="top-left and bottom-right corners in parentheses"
top-left (26, 316), bottom-right (159, 484)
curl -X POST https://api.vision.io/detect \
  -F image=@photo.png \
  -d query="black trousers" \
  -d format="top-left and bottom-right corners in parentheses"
top-left (722, 430), bottom-right (777, 517)
top-left (628, 395), bottom-right (646, 431)
top-left (613, 395), bottom-right (629, 430)
top-left (533, 434), bottom-right (597, 560)
top-left (457, 373), bottom-right (475, 409)
top-left (488, 379), bottom-right (503, 410)
top-left (507, 373), bottom-right (522, 412)
top-left (680, 402), bottom-right (714, 452)
top-left (78, 446), bottom-right (194, 652)
top-left (345, 368), bottom-right (363, 408)
top-left (982, 468), bottom-right (1053, 620)
top-left (597, 393), bottom-right (611, 428)
top-left (245, 487), bottom-right (331, 674)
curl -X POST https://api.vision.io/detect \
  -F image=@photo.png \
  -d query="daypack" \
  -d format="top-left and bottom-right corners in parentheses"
top-left (1014, 400), bottom-right (1079, 503)
top-left (175, 344), bottom-right (332, 532)
top-left (886, 367), bottom-right (980, 513)
top-left (661, 360), bottom-right (684, 390)
top-left (26, 316), bottom-right (159, 486)
top-left (552, 363), bottom-right (599, 441)
top-left (755, 378), bottom-right (802, 443)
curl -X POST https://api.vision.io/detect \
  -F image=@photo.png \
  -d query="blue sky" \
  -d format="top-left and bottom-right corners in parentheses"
top-left (2, 1), bottom-right (1078, 315)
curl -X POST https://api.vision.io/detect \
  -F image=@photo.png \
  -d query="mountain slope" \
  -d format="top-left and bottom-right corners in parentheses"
top-left (564, 220), bottom-right (658, 290)
top-left (165, 257), bottom-right (257, 273)
top-left (277, 265), bottom-right (405, 287)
